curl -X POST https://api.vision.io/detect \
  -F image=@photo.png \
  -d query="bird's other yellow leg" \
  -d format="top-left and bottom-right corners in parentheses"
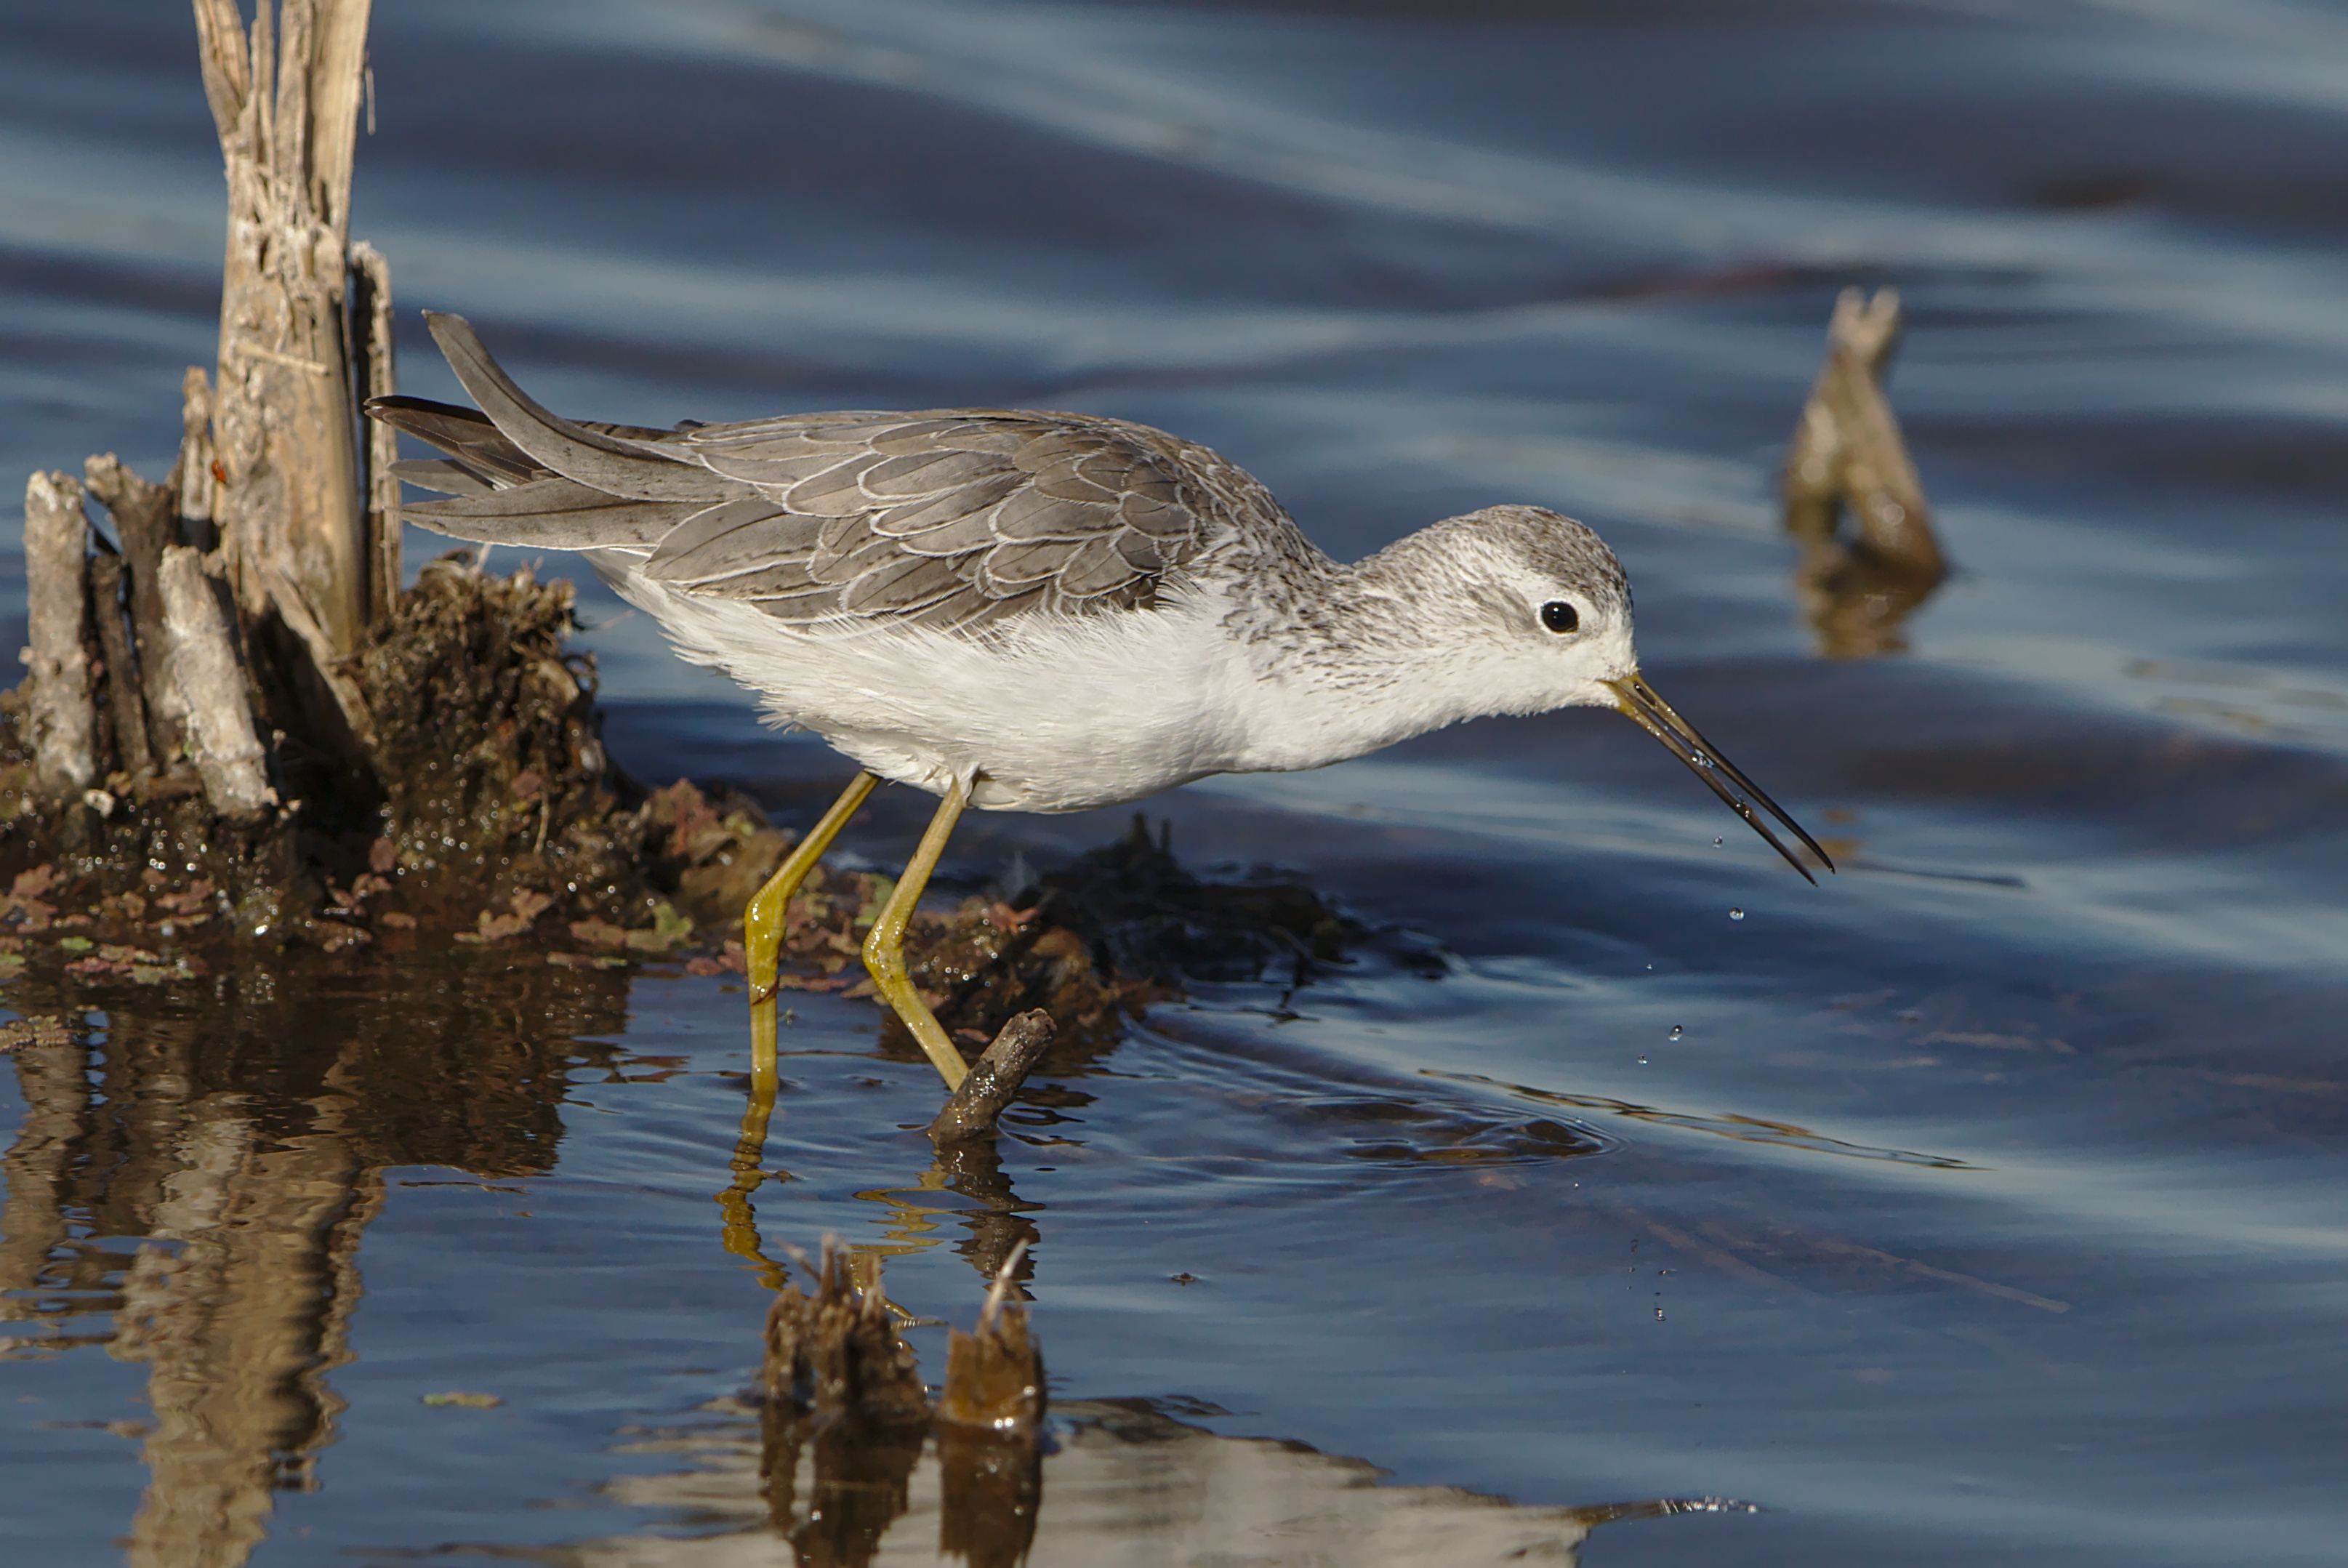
top-left (745, 771), bottom-right (878, 1087)
top-left (861, 778), bottom-right (971, 1092)
top-left (746, 771), bottom-right (879, 1007)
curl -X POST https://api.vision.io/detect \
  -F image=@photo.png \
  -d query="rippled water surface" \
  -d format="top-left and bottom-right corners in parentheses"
top-left (6, 1), bottom-right (2348, 1563)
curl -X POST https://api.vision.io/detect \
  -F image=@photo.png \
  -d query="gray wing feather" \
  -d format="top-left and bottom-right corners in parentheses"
top-left (871, 473), bottom-right (1022, 536)
top-left (391, 457), bottom-right (496, 497)
top-left (641, 499), bottom-right (824, 585)
top-left (890, 506), bottom-right (1005, 558)
top-left (1060, 534), bottom-right (1138, 598)
top-left (405, 478), bottom-right (694, 549)
top-left (992, 485), bottom-right (1112, 542)
top-left (379, 315), bottom-right (1261, 633)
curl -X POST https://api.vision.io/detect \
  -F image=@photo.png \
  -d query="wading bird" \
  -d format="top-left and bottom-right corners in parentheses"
top-left (371, 314), bottom-right (1830, 1091)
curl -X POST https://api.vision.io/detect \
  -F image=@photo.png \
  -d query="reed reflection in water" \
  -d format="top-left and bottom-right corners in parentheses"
top-left (0, 949), bottom-right (1757, 1567)
top-left (0, 957), bottom-right (627, 1568)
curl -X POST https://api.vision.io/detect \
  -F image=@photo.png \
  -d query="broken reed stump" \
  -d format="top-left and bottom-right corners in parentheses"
top-left (0, 1), bottom-right (398, 936)
top-left (198, 0), bottom-right (382, 664)
top-left (763, 1240), bottom-right (1045, 1568)
top-left (1782, 286), bottom-right (1947, 658)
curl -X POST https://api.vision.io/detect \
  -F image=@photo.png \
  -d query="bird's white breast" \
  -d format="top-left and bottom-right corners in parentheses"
top-left (589, 552), bottom-right (1329, 812)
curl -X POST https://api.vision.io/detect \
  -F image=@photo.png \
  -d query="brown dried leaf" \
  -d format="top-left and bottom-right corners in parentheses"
top-left (569, 917), bottom-right (628, 948)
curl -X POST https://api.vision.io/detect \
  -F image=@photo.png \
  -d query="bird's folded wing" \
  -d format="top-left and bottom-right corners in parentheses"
top-left (379, 313), bottom-right (1234, 633)
top-left (648, 411), bottom-right (1213, 630)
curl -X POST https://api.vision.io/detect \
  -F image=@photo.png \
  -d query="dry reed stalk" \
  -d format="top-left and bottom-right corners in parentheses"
top-left (192, 0), bottom-right (385, 720)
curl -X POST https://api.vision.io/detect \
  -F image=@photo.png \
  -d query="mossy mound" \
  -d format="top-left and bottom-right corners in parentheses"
top-left (0, 560), bottom-right (1375, 1050)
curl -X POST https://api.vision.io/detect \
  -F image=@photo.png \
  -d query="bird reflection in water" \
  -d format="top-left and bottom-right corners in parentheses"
top-left (1782, 287), bottom-right (1949, 659)
top-left (601, 1391), bottom-right (1756, 1567)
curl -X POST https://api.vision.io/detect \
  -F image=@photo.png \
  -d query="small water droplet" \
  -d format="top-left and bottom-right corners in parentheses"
top-left (1729, 907), bottom-right (1745, 921)
top-left (1668, 1025), bottom-right (1684, 1040)
top-left (1636, 1054), bottom-right (1649, 1064)
top-left (1713, 836), bottom-right (1723, 847)
top-left (1655, 1302), bottom-right (1666, 1322)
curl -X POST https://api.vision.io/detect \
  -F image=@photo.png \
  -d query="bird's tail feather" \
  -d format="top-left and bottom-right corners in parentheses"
top-left (401, 478), bottom-right (697, 549)
top-left (363, 315), bottom-right (733, 550)
top-left (420, 312), bottom-right (729, 504)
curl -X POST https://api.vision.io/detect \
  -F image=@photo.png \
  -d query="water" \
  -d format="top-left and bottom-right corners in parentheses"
top-left (5, 0), bottom-right (2348, 1561)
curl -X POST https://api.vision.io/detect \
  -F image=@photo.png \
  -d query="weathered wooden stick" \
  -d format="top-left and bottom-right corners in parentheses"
top-left (351, 241), bottom-right (401, 629)
top-left (83, 453), bottom-right (185, 764)
top-left (87, 552), bottom-right (155, 779)
top-left (172, 367), bottom-right (218, 552)
top-left (928, 1010), bottom-right (1056, 1144)
top-left (158, 547), bottom-right (273, 820)
top-left (23, 473), bottom-right (97, 797)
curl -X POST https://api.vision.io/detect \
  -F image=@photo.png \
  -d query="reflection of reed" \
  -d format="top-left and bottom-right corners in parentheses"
top-left (1782, 287), bottom-right (1947, 659)
top-left (726, 1009), bottom-right (1048, 1291)
top-left (0, 957), bottom-right (628, 1568)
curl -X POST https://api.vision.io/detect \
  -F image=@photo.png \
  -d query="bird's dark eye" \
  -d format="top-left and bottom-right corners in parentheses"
top-left (1540, 601), bottom-right (1580, 634)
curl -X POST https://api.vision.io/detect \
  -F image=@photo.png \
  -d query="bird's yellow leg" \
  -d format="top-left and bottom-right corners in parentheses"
top-left (744, 770), bottom-right (877, 1102)
top-left (745, 770), bottom-right (878, 1009)
top-left (861, 778), bottom-right (971, 1092)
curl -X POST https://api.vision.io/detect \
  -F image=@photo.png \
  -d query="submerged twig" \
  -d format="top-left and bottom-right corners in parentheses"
top-left (928, 1010), bottom-right (1055, 1144)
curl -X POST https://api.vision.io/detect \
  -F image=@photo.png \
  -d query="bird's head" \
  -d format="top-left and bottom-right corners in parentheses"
top-left (1407, 504), bottom-right (1833, 883)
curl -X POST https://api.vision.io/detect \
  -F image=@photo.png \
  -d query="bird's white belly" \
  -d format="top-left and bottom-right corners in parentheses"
top-left (590, 554), bottom-right (1272, 813)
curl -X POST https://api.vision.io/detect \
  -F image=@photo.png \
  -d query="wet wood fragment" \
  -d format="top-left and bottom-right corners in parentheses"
top-left (928, 1009), bottom-right (1054, 1143)
top-left (351, 241), bottom-right (403, 630)
top-left (83, 454), bottom-right (177, 647)
top-left (82, 454), bottom-right (180, 767)
top-left (1782, 286), bottom-right (1947, 657)
top-left (23, 473), bottom-right (97, 797)
top-left (85, 554), bottom-right (153, 779)
top-left (937, 1247), bottom-right (1046, 1567)
top-left (761, 1242), bottom-right (930, 1565)
top-left (158, 547), bottom-right (271, 821)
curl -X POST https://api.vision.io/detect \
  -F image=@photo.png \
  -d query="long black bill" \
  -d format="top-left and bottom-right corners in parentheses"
top-left (1605, 672), bottom-right (1834, 885)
